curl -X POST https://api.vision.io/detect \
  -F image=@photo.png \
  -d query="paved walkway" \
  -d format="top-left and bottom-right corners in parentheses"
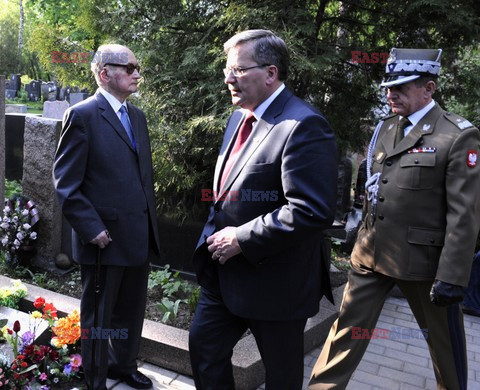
top-left (106, 296), bottom-right (480, 390)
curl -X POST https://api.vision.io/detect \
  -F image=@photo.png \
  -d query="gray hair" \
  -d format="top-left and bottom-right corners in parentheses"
top-left (90, 44), bottom-right (130, 86)
top-left (224, 30), bottom-right (289, 81)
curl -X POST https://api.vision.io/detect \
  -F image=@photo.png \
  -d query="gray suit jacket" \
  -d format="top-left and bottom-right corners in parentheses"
top-left (53, 92), bottom-right (160, 266)
top-left (193, 88), bottom-right (338, 321)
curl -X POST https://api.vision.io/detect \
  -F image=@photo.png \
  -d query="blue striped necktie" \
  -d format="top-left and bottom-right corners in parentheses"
top-left (119, 105), bottom-right (136, 150)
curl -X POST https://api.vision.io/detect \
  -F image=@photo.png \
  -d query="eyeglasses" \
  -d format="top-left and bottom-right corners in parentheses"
top-left (223, 64), bottom-right (270, 78)
top-left (104, 63), bottom-right (141, 74)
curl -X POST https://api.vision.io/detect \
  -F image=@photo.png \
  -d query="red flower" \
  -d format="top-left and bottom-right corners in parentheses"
top-left (49, 349), bottom-right (59, 361)
top-left (20, 362), bottom-right (28, 368)
top-left (33, 297), bottom-right (45, 309)
top-left (13, 320), bottom-right (21, 333)
top-left (17, 355), bottom-right (25, 360)
top-left (42, 302), bottom-right (57, 319)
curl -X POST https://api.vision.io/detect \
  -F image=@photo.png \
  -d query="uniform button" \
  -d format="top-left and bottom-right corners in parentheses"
top-left (378, 215), bottom-right (384, 220)
top-left (414, 159), bottom-right (419, 164)
top-left (378, 196), bottom-right (385, 202)
top-left (382, 178), bottom-right (388, 184)
top-left (386, 161), bottom-right (392, 166)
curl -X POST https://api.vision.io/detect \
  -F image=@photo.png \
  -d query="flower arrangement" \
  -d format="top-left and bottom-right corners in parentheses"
top-left (0, 279), bottom-right (27, 309)
top-left (0, 194), bottom-right (39, 265)
top-left (0, 296), bottom-right (83, 389)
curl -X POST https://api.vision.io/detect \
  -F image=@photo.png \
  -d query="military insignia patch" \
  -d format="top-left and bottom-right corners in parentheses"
top-left (422, 124), bottom-right (431, 131)
top-left (388, 124), bottom-right (394, 130)
top-left (467, 150), bottom-right (477, 167)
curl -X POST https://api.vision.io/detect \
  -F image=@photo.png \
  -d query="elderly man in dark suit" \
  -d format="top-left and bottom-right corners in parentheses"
top-left (188, 29), bottom-right (338, 390)
top-left (53, 44), bottom-right (160, 390)
top-left (309, 48), bottom-right (480, 390)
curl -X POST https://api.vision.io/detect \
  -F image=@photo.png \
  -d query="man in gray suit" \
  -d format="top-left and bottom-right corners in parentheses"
top-left (54, 44), bottom-right (160, 390)
top-left (189, 30), bottom-right (338, 390)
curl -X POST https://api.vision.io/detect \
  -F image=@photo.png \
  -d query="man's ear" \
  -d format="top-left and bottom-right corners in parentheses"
top-left (100, 68), bottom-right (109, 83)
top-left (425, 80), bottom-right (436, 97)
top-left (265, 65), bottom-right (279, 86)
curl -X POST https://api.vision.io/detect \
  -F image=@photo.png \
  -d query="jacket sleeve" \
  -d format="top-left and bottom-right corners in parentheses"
top-left (235, 114), bottom-right (338, 263)
top-left (53, 108), bottom-right (105, 243)
top-left (436, 127), bottom-right (480, 286)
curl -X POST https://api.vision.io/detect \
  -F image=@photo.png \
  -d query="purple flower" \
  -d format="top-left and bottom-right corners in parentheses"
top-left (63, 363), bottom-right (72, 375)
top-left (20, 331), bottom-right (35, 352)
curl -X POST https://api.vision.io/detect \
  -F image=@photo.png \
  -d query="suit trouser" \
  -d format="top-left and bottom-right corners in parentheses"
top-left (80, 262), bottom-right (149, 390)
top-left (189, 287), bottom-right (307, 390)
top-left (309, 265), bottom-right (467, 390)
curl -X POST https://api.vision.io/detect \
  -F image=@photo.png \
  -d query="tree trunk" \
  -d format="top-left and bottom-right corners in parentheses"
top-left (16, 0), bottom-right (24, 73)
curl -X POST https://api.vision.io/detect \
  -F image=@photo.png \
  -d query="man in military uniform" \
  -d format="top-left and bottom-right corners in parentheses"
top-left (309, 48), bottom-right (480, 390)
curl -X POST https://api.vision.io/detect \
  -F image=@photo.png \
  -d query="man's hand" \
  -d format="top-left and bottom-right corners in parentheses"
top-left (206, 227), bottom-right (241, 265)
top-left (429, 279), bottom-right (464, 306)
top-left (89, 230), bottom-right (112, 249)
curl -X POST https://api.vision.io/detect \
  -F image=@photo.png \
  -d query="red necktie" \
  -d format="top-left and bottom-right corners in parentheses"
top-left (219, 112), bottom-right (255, 192)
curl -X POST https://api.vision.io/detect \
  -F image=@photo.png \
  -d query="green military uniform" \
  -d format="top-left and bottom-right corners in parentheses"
top-left (310, 49), bottom-right (480, 390)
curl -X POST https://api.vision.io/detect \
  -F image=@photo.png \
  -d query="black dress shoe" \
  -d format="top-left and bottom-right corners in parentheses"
top-left (108, 370), bottom-right (153, 389)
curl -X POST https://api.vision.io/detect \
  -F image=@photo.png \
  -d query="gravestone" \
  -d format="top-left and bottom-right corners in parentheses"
top-left (69, 92), bottom-right (89, 106)
top-left (5, 113), bottom-right (26, 181)
top-left (22, 116), bottom-right (63, 271)
top-left (5, 104), bottom-right (27, 113)
top-left (43, 100), bottom-right (69, 120)
top-left (9, 73), bottom-right (21, 92)
top-left (5, 89), bottom-right (17, 99)
top-left (41, 81), bottom-right (57, 102)
top-left (0, 76), bottom-right (5, 206)
top-left (26, 80), bottom-right (41, 101)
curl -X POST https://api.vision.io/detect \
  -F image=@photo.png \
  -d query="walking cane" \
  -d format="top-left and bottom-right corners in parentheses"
top-left (90, 246), bottom-right (101, 389)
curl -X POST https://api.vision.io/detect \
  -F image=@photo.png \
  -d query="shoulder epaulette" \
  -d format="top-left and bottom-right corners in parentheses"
top-left (443, 112), bottom-right (476, 131)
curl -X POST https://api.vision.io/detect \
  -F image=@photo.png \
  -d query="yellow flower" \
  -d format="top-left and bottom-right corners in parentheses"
top-left (1, 325), bottom-right (8, 338)
top-left (12, 279), bottom-right (23, 287)
top-left (0, 287), bottom-right (11, 299)
top-left (51, 336), bottom-right (65, 349)
top-left (31, 311), bottom-right (42, 319)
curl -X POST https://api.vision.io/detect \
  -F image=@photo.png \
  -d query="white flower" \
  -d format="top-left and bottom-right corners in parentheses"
top-left (1, 238), bottom-right (8, 246)
top-left (4, 206), bottom-right (10, 213)
top-left (23, 223), bottom-right (31, 230)
top-left (30, 232), bottom-right (37, 240)
top-left (13, 239), bottom-right (20, 246)
top-left (22, 209), bottom-right (29, 216)
top-left (2, 217), bottom-right (9, 223)
top-left (0, 223), bottom-right (8, 229)
top-left (12, 216), bottom-right (18, 222)
top-left (16, 232), bottom-right (24, 240)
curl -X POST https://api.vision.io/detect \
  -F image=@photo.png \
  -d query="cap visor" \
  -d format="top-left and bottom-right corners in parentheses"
top-left (380, 75), bottom-right (420, 87)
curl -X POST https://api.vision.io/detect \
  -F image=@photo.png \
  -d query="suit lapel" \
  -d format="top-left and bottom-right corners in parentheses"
top-left (382, 103), bottom-right (442, 158)
top-left (96, 92), bottom-right (137, 153)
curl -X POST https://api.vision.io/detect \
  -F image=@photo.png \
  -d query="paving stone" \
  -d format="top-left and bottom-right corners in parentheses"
top-left (380, 308), bottom-right (414, 322)
top-left (403, 362), bottom-right (436, 381)
top-left (363, 351), bottom-right (403, 371)
top-left (378, 366), bottom-right (425, 387)
top-left (370, 335), bottom-right (408, 352)
top-left (383, 349), bottom-right (429, 368)
top-left (406, 344), bottom-right (432, 358)
top-left (357, 359), bottom-right (379, 374)
top-left (351, 370), bottom-right (400, 389)
top-left (346, 379), bottom-right (373, 389)
top-left (377, 313), bottom-right (395, 324)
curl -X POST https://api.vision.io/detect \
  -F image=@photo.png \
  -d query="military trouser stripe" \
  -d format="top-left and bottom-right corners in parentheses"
top-left (447, 304), bottom-right (467, 390)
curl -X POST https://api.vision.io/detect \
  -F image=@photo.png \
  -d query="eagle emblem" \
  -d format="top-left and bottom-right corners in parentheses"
top-left (467, 150), bottom-right (477, 167)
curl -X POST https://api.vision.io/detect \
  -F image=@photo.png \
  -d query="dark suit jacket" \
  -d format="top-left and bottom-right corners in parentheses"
top-left (352, 103), bottom-right (480, 286)
top-left (53, 91), bottom-right (160, 266)
top-left (193, 88), bottom-right (338, 321)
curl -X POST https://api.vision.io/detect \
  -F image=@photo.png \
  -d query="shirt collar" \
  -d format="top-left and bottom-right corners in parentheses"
top-left (243, 83), bottom-right (285, 121)
top-left (405, 99), bottom-right (436, 127)
top-left (98, 87), bottom-right (127, 114)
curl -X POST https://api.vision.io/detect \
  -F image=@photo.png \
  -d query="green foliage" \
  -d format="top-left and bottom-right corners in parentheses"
top-left (148, 265), bottom-right (200, 324)
top-left (156, 298), bottom-right (184, 323)
top-left (0, 0), bottom-right (20, 75)
top-left (5, 180), bottom-right (22, 199)
top-left (0, 279), bottom-right (27, 309)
